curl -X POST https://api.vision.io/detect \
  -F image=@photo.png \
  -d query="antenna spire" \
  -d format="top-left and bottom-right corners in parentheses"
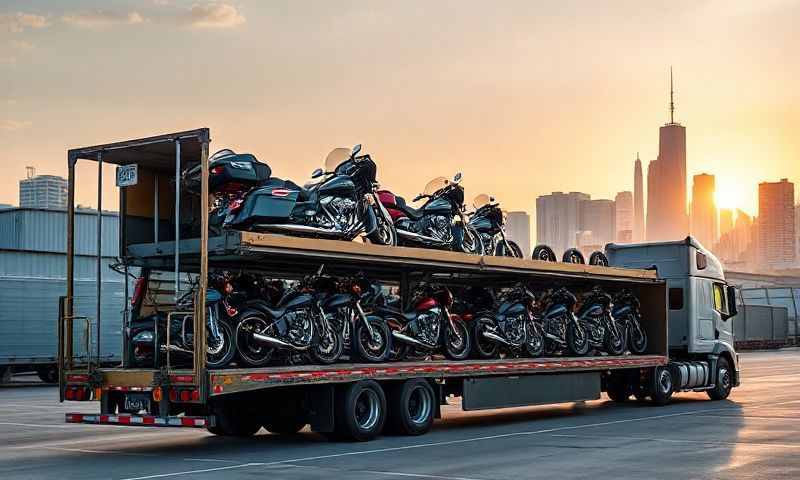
top-left (669, 66), bottom-right (675, 124)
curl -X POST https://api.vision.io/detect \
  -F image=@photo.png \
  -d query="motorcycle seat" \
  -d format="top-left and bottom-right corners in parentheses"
top-left (376, 306), bottom-right (418, 322)
top-left (394, 196), bottom-right (424, 219)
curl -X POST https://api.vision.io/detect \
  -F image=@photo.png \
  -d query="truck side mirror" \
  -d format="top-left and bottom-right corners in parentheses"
top-left (725, 285), bottom-right (738, 320)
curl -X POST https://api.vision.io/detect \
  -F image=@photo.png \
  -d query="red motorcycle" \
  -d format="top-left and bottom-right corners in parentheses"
top-left (373, 283), bottom-right (471, 361)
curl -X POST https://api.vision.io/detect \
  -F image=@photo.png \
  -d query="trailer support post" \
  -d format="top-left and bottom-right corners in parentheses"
top-left (65, 153), bottom-right (76, 371)
top-left (195, 137), bottom-right (210, 400)
top-left (174, 141), bottom-right (181, 302)
top-left (96, 151), bottom-right (103, 365)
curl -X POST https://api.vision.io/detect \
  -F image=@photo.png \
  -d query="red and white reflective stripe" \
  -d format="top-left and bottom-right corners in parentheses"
top-left (66, 413), bottom-right (209, 428)
top-left (106, 386), bottom-right (153, 392)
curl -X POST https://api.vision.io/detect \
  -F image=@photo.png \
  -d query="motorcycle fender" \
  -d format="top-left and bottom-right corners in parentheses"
top-left (362, 201), bottom-right (378, 236)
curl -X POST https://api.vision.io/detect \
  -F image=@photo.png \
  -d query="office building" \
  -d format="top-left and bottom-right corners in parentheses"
top-left (633, 154), bottom-right (644, 241)
top-left (579, 198), bottom-right (616, 250)
top-left (690, 173), bottom-right (718, 249)
top-left (505, 211), bottom-right (531, 258)
top-left (19, 169), bottom-right (68, 210)
top-left (646, 69), bottom-right (688, 241)
top-left (536, 192), bottom-right (589, 256)
top-left (758, 179), bottom-right (795, 270)
top-left (615, 191), bottom-right (633, 243)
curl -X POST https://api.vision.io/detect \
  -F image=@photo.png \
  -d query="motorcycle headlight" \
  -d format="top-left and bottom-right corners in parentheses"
top-left (133, 331), bottom-right (155, 344)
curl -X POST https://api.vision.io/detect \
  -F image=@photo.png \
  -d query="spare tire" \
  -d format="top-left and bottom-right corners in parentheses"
top-left (562, 248), bottom-right (585, 264)
top-left (532, 245), bottom-right (557, 262)
top-left (589, 251), bottom-right (609, 266)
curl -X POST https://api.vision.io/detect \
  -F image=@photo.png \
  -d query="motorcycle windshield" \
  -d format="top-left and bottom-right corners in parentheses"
top-left (473, 193), bottom-right (491, 209)
top-left (324, 147), bottom-right (351, 173)
top-left (423, 176), bottom-right (450, 196)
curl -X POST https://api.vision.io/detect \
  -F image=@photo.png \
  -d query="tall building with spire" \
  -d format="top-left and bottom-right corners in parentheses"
top-left (646, 68), bottom-right (688, 241)
top-left (633, 153), bottom-right (644, 241)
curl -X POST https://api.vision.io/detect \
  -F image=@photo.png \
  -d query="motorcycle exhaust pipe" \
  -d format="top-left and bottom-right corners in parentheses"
top-left (482, 330), bottom-right (511, 345)
top-left (251, 332), bottom-right (310, 351)
top-left (253, 223), bottom-right (342, 237)
top-left (544, 332), bottom-right (565, 344)
top-left (396, 230), bottom-right (449, 246)
top-left (392, 331), bottom-right (435, 350)
top-left (160, 344), bottom-right (193, 355)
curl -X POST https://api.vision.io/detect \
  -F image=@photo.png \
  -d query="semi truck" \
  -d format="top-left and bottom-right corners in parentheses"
top-left (59, 129), bottom-right (739, 441)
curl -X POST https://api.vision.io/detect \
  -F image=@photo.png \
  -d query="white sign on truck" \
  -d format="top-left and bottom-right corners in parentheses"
top-left (116, 164), bottom-right (138, 187)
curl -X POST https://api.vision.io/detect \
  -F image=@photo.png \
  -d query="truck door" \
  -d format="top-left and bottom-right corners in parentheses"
top-left (694, 278), bottom-right (717, 347)
top-left (712, 282), bottom-right (734, 344)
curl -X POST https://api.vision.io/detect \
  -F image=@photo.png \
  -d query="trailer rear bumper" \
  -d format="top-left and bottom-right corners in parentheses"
top-left (66, 413), bottom-right (213, 428)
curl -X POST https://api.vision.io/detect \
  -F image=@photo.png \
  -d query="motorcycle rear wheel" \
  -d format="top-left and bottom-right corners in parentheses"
top-left (525, 320), bottom-right (545, 357)
top-left (207, 321), bottom-right (236, 368)
top-left (532, 244), bottom-right (557, 262)
top-left (471, 317), bottom-right (500, 359)
top-left (235, 310), bottom-right (276, 367)
top-left (567, 322), bottom-right (590, 356)
top-left (311, 328), bottom-right (344, 365)
top-left (603, 321), bottom-right (625, 356)
top-left (627, 318), bottom-right (648, 355)
top-left (354, 317), bottom-right (391, 363)
top-left (443, 318), bottom-right (471, 360)
top-left (498, 240), bottom-right (523, 258)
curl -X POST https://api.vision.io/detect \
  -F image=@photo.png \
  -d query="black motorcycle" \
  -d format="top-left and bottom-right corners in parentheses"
top-left (130, 274), bottom-right (237, 369)
top-left (378, 174), bottom-right (483, 254)
top-left (225, 144), bottom-right (397, 246)
top-left (534, 287), bottom-right (590, 356)
top-left (233, 267), bottom-right (344, 367)
top-left (612, 289), bottom-right (648, 354)
top-left (320, 274), bottom-right (392, 363)
top-left (575, 287), bottom-right (625, 355)
top-left (468, 194), bottom-right (523, 257)
top-left (470, 284), bottom-right (544, 359)
top-left (376, 283), bottom-right (471, 361)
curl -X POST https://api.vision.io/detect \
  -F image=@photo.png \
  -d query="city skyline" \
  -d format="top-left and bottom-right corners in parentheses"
top-left (1, 1), bottom-right (798, 218)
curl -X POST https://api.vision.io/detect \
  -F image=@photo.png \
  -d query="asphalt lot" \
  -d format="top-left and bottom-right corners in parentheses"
top-left (1, 349), bottom-right (798, 480)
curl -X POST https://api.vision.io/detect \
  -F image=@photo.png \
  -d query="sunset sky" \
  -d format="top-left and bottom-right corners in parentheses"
top-left (1, 0), bottom-right (798, 220)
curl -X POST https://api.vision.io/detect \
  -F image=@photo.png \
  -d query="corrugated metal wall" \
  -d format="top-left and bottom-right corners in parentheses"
top-left (0, 208), bottom-right (125, 365)
top-left (0, 208), bottom-right (118, 256)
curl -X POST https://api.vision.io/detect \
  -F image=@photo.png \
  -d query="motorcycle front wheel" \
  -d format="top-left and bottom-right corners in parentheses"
top-left (566, 322), bottom-right (590, 356)
top-left (235, 310), bottom-right (275, 367)
top-left (603, 320), bottom-right (625, 356)
top-left (471, 317), bottom-right (499, 359)
top-left (354, 317), bottom-right (392, 363)
top-left (627, 316), bottom-right (648, 354)
top-left (207, 321), bottom-right (236, 368)
top-left (311, 327), bottom-right (344, 365)
top-left (443, 318), bottom-right (471, 360)
top-left (525, 320), bottom-right (545, 357)
top-left (459, 226), bottom-right (484, 255)
top-left (366, 208), bottom-right (398, 246)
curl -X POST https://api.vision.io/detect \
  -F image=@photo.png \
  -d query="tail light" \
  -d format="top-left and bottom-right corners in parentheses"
top-left (131, 276), bottom-right (146, 307)
top-left (152, 387), bottom-right (163, 402)
top-left (351, 284), bottom-right (362, 296)
top-left (210, 166), bottom-right (224, 175)
top-left (229, 197), bottom-right (244, 212)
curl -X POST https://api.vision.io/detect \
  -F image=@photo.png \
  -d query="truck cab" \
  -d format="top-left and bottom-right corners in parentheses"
top-left (606, 236), bottom-right (740, 398)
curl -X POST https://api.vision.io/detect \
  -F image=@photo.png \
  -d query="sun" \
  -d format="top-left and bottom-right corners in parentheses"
top-left (713, 180), bottom-right (756, 216)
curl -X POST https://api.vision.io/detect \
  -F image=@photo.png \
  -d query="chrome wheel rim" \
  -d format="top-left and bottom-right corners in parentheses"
top-left (408, 386), bottom-right (433, 425)
top-left (355, 389), bottom-right (380, 430)
top-left (659, 369), bottom-right (672, 394)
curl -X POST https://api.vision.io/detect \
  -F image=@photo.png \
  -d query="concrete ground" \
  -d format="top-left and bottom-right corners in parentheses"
top-left (1, 349), bottom-right (798, 480)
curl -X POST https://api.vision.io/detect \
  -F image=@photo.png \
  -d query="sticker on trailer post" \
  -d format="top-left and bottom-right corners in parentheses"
top-left (116, 164), bottom-right (138, 187)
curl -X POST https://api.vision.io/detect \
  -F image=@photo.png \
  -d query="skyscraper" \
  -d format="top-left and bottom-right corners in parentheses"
top-left (719, 208), bottom-right (734, 238)
top-left (615, 191), bottom-right (633, 243)
top-left (19, 170), bottom-right (68, 210)
top-left (690, 173), bottom-right (718, 249)
top-left (758, 178), bottom-right (796, 270)
top-left (646, 69), bottom-right (688, 241)
top-left (633, 153), bottom-right (644, 241)
top-left (536, 191), bottom-right (590, 256)
top-left (505, 211), bottom-right (531, 258)
top-left (578, 198), bottom-right (616, 251)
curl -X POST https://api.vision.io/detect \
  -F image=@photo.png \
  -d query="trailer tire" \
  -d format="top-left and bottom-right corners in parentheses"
top-left (36, 365), bottom-right (58, 384)
top-left (707, 357), bottom-right (733, 401)
top-left (605, 376), bottom-right (630, 403)
top-left (208, 402), bottom-right (261, 437)
top-left (387, 379), bottom-right (435, 436)
top-left (332, 380), bottom-right (386, 441)
top-left (263, 416), bottom-right (306, 435)
top-left (649, 366), bottom-right (674, 406)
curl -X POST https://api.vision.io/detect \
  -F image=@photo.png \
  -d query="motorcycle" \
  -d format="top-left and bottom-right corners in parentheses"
top-left (612, 289), bottom-right (648, 354)
top-left (378, 174), bottom-right (483, 254)
top-left (534, 287), bottom-right (590, 356)
top-left (470, 284), bottom-right (544, 359)
top-left (233, 266), bottom-right (344, 367)
top-left (130, 273), bottom-right (237, 369)
top-left (575, 287), bottom-right (625, 355)
top-left (320, 274), bottom-right (392, 363)
top-left (181, 149), bottom-right (272, 236)
top-left (225, 144), bottom-right (397, 246)
top-left (468, 194), bottom-right (523, 257)
top-left (375, 283), bottom-right (471, 361)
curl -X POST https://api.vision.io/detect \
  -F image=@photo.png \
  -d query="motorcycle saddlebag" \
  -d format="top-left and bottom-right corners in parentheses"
top-left (225, 179), bottom-right (301, 228)
top-left (185, 149), bottom-right (271, 194)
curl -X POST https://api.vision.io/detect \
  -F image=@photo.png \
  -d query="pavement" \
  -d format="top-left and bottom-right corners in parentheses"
top-left (1, 349), bottom-right (798, 480)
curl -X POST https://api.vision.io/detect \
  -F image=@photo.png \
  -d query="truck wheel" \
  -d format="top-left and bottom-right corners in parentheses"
top-left (263, 416), bottom-right (307, 435)
top-left (208, 403), bottom-right (262, 437)
top-left (707, 357), bottom-right (733, 401)
top-left (606, 381), bottom-right (630, 403)
top-left (387, 379), bottom-right (435, 436)
top-left (650, 366), bottom-right (674, 406)
top-left (333, 380), bottom-right (386, 441)
top-left (36, 365), bottom-right (59, 384)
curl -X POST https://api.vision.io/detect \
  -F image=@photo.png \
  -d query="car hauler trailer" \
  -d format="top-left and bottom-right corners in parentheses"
top-left (58, 129), bottom-right (734, 441)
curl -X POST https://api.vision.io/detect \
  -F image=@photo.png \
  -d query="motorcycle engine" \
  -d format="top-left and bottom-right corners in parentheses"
top-left (544, 316), bottom-right (566, 339)
top-left (415, 215), bottom-right (451, 242)
top-left (321, 196), bottom-right (357, 230)
top-left (503, 314), bottom-right (526, 345)
top-left (285, 309), bottom-right (313, 346)
top-left (413, 310), bottom-right (441, 346)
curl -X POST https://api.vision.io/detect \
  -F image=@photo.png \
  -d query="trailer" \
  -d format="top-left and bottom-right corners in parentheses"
top-left (58, 129), bottom-right (735, 441)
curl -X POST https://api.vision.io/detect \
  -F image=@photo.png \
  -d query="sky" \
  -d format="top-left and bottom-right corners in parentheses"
top-left (1, 0), bottom-right (799, 220)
